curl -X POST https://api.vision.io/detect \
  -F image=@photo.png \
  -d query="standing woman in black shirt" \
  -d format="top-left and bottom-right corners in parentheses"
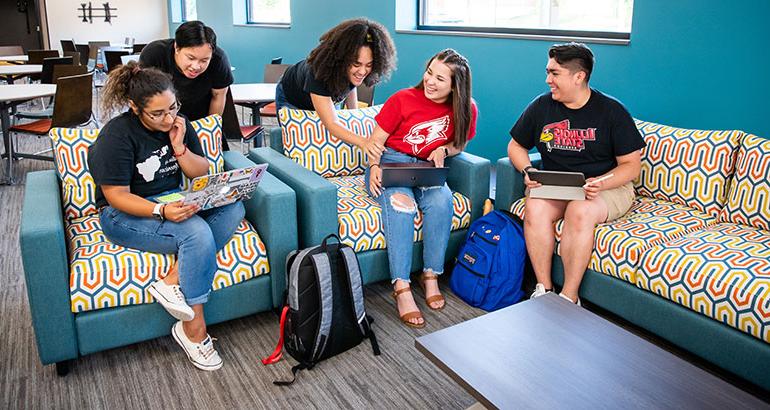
top-left (276, 18), bottom-right (397, 160)
top-left (88, 61), bottom-right (245, 371)
top-left (140, 21), bottom-right (233, 147)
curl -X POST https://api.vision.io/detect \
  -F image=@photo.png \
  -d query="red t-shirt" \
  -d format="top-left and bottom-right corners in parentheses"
top-left (374, 88), bottom-right (477, 160)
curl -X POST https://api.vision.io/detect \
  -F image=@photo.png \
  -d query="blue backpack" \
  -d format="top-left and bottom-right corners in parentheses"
top-left (450, 210), bottom-right (526, 311)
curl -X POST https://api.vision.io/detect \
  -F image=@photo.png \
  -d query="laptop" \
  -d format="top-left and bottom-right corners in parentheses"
top-left (527, 169), bottom-right (586, 200)
top-left (380, 162), bottom-right (449, 188)
top-left (152, 164), bottom-right (268, 210)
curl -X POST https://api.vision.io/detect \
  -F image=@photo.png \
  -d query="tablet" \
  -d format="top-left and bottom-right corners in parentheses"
top-left (380, 162), bottom-right (449, 187)
top-left (527, 169), bottom-right (586, 200)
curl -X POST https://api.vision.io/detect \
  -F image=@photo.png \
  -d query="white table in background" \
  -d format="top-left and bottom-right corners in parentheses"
top-left (0, 55), bottom-right (29, 64)
top-left (0, 64), bottom-right (43, 84)
top-left (0, 84), bottom-right (57, 184)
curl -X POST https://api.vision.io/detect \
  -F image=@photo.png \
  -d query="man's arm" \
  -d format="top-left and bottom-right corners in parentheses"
top-left (508, 138), bottom-right (535, 173)
top-left (208, 87), bottom-right (228, 116)
top-left (588, 150), bottom-right (641, 190)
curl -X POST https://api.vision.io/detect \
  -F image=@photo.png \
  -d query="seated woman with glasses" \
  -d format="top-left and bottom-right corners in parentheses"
top-left (276, 18), bottom-right (397, 161)
top-left (87, 61), bottom-right (244, 371)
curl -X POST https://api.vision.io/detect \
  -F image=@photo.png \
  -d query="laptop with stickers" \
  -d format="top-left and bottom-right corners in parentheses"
top-left (152, 164), bottom-right (268, 210)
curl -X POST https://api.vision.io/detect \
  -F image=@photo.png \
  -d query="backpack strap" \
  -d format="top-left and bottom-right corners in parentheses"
top-left (273, 362), bottom-right (312, 386)
top-left (261, 305), bottom-right (289, 365)
top-left (287, 246), bottom-right (318, 310)
top-left (310, 252), bottom-right (334, 362)
top-left (340, 246), bottom-right (380, 356)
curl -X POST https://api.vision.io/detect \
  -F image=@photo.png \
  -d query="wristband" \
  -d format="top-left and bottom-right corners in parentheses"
top-left (522, 165), bottom-right (536, 177)
top-left (442, 146), bottom-right (449, 157)
top-left (173, 145), bottom-right (187, 158)
top-left (370, 163), bottom-right (380, 169)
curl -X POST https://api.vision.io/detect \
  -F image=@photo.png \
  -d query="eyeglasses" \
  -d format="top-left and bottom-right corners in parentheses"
top-left (142, 102), bottom-right (181, 122)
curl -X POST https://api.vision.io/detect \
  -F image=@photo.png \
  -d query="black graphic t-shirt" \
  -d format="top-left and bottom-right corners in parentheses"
top-left (87, 111), bottom-right (204, 208)
top-left (510, 90), bottom-right (645, 178)
top-left (140, 39), bottom-right (234, 121)
top-left (279, 59), bottom-right (355, 110)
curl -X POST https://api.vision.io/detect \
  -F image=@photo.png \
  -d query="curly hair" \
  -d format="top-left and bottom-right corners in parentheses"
top-left (100, 61), bottom-right (175, 120)
top-left (306, 18), bottom-right (396, 102)
top-left (414, 49), bottom-right (473, 149)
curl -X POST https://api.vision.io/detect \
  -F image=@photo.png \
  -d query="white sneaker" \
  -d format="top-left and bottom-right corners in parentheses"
top-left (171, 321), bottom-right (223, 371)
top-left (530, 283), bottom-right (552, 299)
top-left (147, 280), bottom-right (195, 321)
top-left (559, 292), bottom-right (582, 306)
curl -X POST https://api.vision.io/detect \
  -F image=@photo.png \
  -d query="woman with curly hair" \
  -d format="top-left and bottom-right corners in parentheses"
top-left (89, 61), bottom-right (244, 371)
top-left (276, 18), bottom-right (397, 160)
top-left (366, 49), bottom-right (477, 328)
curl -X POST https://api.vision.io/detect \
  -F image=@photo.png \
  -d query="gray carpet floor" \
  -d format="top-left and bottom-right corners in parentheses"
top-left (1, 132), bottom-right (487, 409)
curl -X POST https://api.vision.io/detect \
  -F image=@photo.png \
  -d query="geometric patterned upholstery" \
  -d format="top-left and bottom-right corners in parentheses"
top-left (510, 196), bottom-right (716, 283)
top-left (49, 115), bottom-right (226, 221)
top-left (67, 214), bottom-right (269, 313)
top-left (634, 119), bottom-right (743, 218)
top-left (50, 127), bottom-right (100, 221)
top-left (719, 134), bottom-right (770, 231)
top-left (636, 223), bottom-right (770, 344)
top-left (330, 175), bottom-right (472, 252)
top-left (279, 105), bottom-right (381, 178)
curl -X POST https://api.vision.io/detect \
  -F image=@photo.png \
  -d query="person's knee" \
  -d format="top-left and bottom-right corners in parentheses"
top-left (180, 217), bottom-right (216, 249)
top-left (564, 204), bottom-right (601, 229)
top-left (389, 193), bottom-right (417, 213)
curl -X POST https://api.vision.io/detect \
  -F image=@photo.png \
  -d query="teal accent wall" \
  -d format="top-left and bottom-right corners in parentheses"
top-left (173, 0), bottom-right (770, 160)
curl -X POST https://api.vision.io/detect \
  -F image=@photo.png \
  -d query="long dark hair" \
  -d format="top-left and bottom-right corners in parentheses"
top-left (415, 49), bottom-right (473, 149)
top-left (175, 20), bottom-right (217, 50)
top-left (306, 18), bottom-right (396, 101)
top-left (101, 60), bottom-right (175, 118)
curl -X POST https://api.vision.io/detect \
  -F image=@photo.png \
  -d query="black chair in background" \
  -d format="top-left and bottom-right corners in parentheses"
top-left (270, 57), bottom-right (283, 64)
top-left (132, 43), bottom-right (147, 54)
top-left (0, 45), bottom-right (24, 56)
top-left (52, 65), bottom-right (88, 83)
top-left (27, 49), bottom-right (60, 64)
top-left (14, 56), bottom-right (75, 120)
top-left (104, 50), bottom-right (130, 73)
top-left (60, 40), bottom-right (76, 53)
top-left (40, 56), bottom-right (74, 84)
top-left (223, 88), bottom-right (262, 153)
top-left (63, 51), bottom-right (82, 66)
top-left (75, 44), bottom-right (91, 66)
top-left (357, 83), bottom-right (375, 107)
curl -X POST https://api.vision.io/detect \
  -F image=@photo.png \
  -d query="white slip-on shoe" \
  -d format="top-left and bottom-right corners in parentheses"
top-left (559, 292), bottom-right (582, 306)
top-left (147, 280), bottom-right (195, 321)
top-left (171, 321), bottom-right (223, 371)
top-left (530, 283), bottom-right (553, 299)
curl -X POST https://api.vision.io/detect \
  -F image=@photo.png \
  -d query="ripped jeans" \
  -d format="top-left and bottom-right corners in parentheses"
top-left (365, 148), bottom-right (454, 283)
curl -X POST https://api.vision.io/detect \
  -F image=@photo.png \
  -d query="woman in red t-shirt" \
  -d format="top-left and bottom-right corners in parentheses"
top-left (366, 49), bottom-right (477, 328)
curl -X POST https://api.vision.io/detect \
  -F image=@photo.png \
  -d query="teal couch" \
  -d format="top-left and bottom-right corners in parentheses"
top-left (494, 121), bottom-right (770, 391)
top-left (252, 128), bottom-right (490, 284)
top-left (20, 151), bottom-right (297, 375)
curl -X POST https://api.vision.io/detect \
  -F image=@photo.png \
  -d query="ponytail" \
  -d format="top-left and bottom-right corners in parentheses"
top-left (101, 60), bottom-right (175, 120)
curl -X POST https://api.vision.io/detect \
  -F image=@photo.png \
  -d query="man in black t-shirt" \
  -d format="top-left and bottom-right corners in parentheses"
top-left (140, 21), bottom-right (233, 145)
top-left (508, 43), bottom-right (645, 305)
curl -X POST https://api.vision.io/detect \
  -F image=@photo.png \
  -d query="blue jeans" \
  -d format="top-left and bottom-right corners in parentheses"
top-left (364, 148), bottom-right (454, 283)
top-left (274, 82), bottom-right (297, 112)
top-left (99, 202), bottom-right (245, 305)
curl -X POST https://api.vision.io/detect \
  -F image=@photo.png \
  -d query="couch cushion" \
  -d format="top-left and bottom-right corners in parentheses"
top-left (636, 223), bottom-right (770, 343)
top-left (50, 115), bottom-right (226, 221)
top-left (510, 196), bottom-right (716, 283)
top-left (67, 214), bottom-right (269, 313)
top-left (719, 134), bottom-right (770, 231)
top-left (330, 175), bottom-right (472, 252)
top-left (634, 120), bottom-right (743, 218)
top-left (279, 106), bottom-right (381, 178)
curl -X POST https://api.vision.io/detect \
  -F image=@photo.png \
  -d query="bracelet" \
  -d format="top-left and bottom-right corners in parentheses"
top-left (442, 146), bottom-right (449, 157)
top-left (370, 163), bottom-right (380, 169)
top-left (522, 165), bottom-right (536, 176)
top-left (160, 204), bottom-right (166, 219)
top-left (173, 145), bottom-right (187, 158)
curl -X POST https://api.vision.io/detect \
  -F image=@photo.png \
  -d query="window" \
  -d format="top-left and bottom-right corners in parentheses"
top-left (171, 0), bottom-right (197, 22)
top-left (419, 0), bottom-right (633, 41)
top-left (182, 0), bottom-right (198, 21)
top-left (247, 0), bottom-right (291, 25)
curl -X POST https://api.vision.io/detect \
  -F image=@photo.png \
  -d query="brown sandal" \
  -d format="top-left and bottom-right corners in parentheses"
top-left (419, 272), bottom-right (446, 311)
top-left (392, 286), bottom-right (426, 329)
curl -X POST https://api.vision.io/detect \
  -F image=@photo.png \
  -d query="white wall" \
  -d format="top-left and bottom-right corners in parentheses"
top-left (45, 0), bottom-right (169, 49)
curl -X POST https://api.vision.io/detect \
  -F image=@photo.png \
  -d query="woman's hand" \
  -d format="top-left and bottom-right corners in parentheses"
top-left (162, 201), bottom-right (200, 222)
top-left (368, 165), bottom-right (383, 197)
top-left (169, 116), bottom-right (186, 154)
top-left (427, 147), bottom-right (448, 168)
top-left (359, 138), bottom-right (385, 163)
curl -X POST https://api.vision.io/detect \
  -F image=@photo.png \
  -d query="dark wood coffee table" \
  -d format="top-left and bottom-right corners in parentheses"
top-left (415, 293), bottom-right (766, 409)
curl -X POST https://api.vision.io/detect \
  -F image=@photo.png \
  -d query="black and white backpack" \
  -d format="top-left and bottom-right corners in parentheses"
top-left (262, 234), bottom-right (380, 385)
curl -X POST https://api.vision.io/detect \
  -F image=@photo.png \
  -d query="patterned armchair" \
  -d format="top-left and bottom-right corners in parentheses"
top-left (494, 120), bottom-right (770, 391)
top-left (251, 106), bottom-right (490, 284)
top-left (19, 115), bottom-right (297, 374)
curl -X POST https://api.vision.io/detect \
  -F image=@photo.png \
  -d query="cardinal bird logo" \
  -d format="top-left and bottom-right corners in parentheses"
top-left (403, 115), bottom-right (450, 155)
